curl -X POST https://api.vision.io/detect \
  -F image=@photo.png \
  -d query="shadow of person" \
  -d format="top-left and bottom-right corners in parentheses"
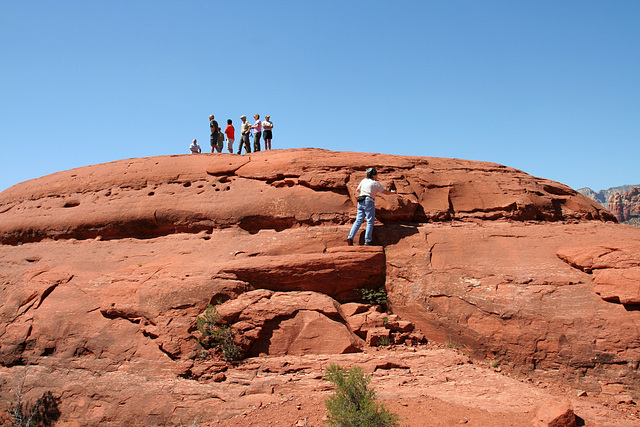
top-left (352, 223), bottom-right (420, 247)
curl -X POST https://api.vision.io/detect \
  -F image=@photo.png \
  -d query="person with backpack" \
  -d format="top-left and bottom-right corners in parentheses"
top-left (209, 114), bottom-right (220, 153)
top-left (347, 167), bottom-right (395, 246)
top-left (217, 129), bottom-right (224, 153)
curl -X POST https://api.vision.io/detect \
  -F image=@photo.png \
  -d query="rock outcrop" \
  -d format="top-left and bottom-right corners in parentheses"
top-left (608, 186), bottom-right (640, 226)
top-left (1, 149), bottom-right (638, 425)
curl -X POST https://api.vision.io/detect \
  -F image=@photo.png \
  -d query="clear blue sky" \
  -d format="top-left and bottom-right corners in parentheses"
top-left (1, 1), bottom-right (638, 193)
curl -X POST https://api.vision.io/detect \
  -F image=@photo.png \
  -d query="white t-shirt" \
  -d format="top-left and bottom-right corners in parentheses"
top-left (357, 178), bottom-right (385, 199)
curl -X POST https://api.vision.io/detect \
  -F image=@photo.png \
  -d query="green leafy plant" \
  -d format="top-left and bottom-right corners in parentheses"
top-left (358, 287), bottom-right (388, 308)
top-left (378, 336), bottom-right (391, 347)
top-left (445, 340), bottom-right (458, 350)
top-left (196, 305), bottom-right (241, 361)
top-left (324, 364), bottom-right (399, 427)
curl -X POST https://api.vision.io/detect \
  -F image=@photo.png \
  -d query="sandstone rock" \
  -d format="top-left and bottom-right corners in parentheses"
top-left (206, 290), bottom-right (364, 356)
top-left (0, 149), bottom-right (614, 245)
top-left (608, 186), bottom-right (640, 224)
top-left (366, 327), bottom-right (390, 346)
top-left (340, 302), bottom-right (370, 317)
top-left (556, 243), bottom-right (640, 304)
top-left (1, 149), bottom-right (638, 425)
top-left (533, 397), bottom-right (576, 427)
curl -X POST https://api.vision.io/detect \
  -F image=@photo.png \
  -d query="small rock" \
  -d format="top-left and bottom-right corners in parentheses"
top-left (533, 397), bottom-right (576, 427)
top-left (617, 395), bottom-right (634, 405)
top-left (576, 390), bottom-right (588, 397)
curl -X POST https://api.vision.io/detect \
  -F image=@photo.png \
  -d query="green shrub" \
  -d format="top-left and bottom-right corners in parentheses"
top-left (196, 305), bottom-right (241, 361)
top-left (358, 287), bottom-right (388, 307)
top-left (377, 336), bottom-right (391, 347)
top-left (324, 364), bottom-right (399, 427)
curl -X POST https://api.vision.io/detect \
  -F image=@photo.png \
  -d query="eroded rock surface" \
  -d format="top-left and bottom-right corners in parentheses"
top-left (608, 186), bottom-right (640, 225)
top-left (0, 149), bottom-right (613, 245)
top-left (1, 149), bottom-right (638, 425)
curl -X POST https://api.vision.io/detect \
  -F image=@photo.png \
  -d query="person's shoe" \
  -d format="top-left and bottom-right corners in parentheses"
top-left (346, 238), bottom-right (353, 246)
top-left (364, 241), bottom-right (373, 246)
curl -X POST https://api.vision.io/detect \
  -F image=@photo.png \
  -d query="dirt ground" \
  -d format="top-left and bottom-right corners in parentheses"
top-left (199, 344), bottom-right (639, 427)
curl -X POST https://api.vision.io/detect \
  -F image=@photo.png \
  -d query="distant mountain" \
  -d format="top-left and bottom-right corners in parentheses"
top-left (578, 185), bottom-right (640, 226)
top-left (577, 185), bottom-right (640, 210)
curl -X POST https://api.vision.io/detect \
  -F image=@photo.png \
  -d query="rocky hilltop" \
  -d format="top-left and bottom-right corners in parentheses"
top-left (1, 149), bottom-right (639, 426)
top-left (608, 186), bottom-right (640, 227)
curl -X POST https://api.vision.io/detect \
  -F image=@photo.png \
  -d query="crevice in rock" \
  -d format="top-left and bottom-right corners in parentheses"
top-left (100, 309), bottom-right (143, 324)
top-left (35, 283), bottom-right (60, 309)
top-left (158, 344), bottom-right (180, 360)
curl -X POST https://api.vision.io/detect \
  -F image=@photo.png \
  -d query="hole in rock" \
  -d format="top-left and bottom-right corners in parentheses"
top-left (63, 200), bottom-right (80, 208)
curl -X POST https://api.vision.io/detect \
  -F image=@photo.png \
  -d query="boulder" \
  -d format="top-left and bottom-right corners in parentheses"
top-left (206, 289), bottom-right (364, 356)
top-left (533, 397), bottom-right (576, 427)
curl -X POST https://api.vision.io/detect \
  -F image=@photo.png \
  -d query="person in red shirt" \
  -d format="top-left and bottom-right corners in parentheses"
top-left (224, 119), bottom-right (235, 154)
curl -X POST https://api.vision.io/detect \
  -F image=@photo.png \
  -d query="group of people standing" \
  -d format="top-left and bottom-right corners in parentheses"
top-left (190, 114), bottom-right (274, 155)
top-left (189, 116), bottom-right (395, 248)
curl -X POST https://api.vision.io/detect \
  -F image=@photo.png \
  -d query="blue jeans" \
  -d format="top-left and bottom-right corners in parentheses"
top-left (348, 198), bottom-right (375, 243)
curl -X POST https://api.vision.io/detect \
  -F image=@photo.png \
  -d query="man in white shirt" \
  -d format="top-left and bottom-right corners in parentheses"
top-left (347, 167), bottom-right (395, 246)
top-left (190, 139), bottom-right (201, 154)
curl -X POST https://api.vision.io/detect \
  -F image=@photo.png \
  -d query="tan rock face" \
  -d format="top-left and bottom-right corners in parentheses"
top-left (1, 149), bottom-right (638, 425)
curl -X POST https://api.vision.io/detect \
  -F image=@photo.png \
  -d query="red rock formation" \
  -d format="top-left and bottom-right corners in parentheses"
top-left (608, 186), bottom-right (640, 224)
top-left (1, 149), bottom-right (638, 425)
top-left (0, 149), bottom-right (613, 245)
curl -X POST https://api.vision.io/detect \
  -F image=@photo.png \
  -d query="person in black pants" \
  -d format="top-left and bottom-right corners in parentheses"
top-left (237, 115), bottom-right (252, 155)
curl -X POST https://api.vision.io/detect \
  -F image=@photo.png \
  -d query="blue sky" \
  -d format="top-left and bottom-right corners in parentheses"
top-left (1, 1), bottom-right (638, 193)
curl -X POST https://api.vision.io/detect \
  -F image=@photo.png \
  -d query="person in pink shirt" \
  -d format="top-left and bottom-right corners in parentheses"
top-left (224, 119), bottom-right (235, 154)
top-left (252, 114), bottom-right (262, 152)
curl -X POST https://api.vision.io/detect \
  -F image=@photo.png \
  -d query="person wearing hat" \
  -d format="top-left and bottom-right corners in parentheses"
top-left (347, 167), bottom-right (395, 246)
top-left (237, 115), bottom-right (252, 155)
top-left (262, 115), bottom-right (273, 150)
top-left (251, 114), bottom-right (262, 152)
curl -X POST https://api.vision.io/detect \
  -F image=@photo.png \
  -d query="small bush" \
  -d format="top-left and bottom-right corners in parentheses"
top-left (196, 305), bottom-right (241, 361)
top-left (358, 287), bottom-right (388, 308)
top-left (378, 336), bottom-right (391, 347)
top-left (9, 381), bottom-right (61, 427)
top-left (324, 364), bottom-right (399, 427)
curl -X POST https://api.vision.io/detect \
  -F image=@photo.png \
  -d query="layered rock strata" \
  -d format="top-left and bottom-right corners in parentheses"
top-left (1, 148), bottom-right (639, 425)
top-left (608, 186), bottom-right (640, 225)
